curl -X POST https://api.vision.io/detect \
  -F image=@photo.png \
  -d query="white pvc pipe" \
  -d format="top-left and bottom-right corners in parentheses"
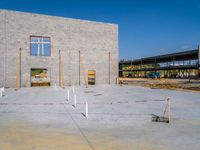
top-left (0, 88), bottom-right (2, 97)
top-left (67, 89), bottom-right (69, 101)
top-left (1, 87), bottom-right (5, 97)
top-left (85, 102), bottom-right (88, 118)
top-left (54, 83), bottom-right (57, 89)
top-left (72, 85), bottom-right (75, 93)
top-left (74, 95), bottom-right (76, 107)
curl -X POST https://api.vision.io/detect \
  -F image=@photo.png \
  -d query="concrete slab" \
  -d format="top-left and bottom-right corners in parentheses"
top-left (0, 85), bottom-right (200, 149)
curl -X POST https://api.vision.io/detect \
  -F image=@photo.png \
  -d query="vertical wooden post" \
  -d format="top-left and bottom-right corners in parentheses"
top-left (79, 51), bottom-right (81, 86)
top-left (19, 48), bottom-right (22, 88)
top-left (16, 48), bottom-right (21, 89)
top-left (16, 49), bottom-right (19, 89)
top-left (59, 50), bottom-right (61, 87)
top-left (108, 52), bottom-right (111, 84)
top-left (168, 97), bottom-right (171, 122)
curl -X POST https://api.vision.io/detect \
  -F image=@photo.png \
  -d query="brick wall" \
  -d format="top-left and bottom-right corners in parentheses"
top-left (0, 9), bottom-right (118, 87)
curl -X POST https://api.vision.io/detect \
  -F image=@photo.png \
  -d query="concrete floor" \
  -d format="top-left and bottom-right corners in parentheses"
top-left (0, 85), bottom-right (200, 150)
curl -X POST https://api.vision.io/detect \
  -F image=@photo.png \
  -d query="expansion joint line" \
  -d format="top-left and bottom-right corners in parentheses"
top-left (64, 106), bottom-right (95, 150)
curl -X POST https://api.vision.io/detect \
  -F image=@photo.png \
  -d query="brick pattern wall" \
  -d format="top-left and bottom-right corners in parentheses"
top-left (0, 10), bottom-right (118, 87)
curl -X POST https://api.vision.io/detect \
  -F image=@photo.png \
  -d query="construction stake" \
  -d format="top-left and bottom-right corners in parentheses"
top-left (67, 89), bottom-right (69, 101)
top-left (16, 48), bottom-right (21, 89)
top-left (85, 102), bottom-right (88, 118)
top-left (74, 95), bottom-right (76, 107)
top-left (168, 97), bottom-right (171, 122)
top-left (1, 87), bottom-right (5, 97)
top-left (59, 50), bottom-right (64, 88)
top-left (54, 83), bottom-right (57, 89)
top-left (72, 85), bottom-right (75, 94)
top-left (79, 51), bottom-right (88, 88)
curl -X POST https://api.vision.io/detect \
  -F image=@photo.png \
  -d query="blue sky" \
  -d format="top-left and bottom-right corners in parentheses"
top-left (0, 0), bottom-right (200, 59)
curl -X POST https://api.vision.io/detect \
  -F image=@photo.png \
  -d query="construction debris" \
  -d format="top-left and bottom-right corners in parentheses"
top-left (151, 97), bottom-right (171, 123)
top-left (151, 114), bottom-right (169, 123)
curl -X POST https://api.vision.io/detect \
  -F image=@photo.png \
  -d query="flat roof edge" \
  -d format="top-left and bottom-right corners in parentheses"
top-left (0, 9), bottom-right (118, 27)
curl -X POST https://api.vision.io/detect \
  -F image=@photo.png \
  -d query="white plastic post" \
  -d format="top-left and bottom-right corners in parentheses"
top-left (1, 87), bottom-right (5, 97)
top-left (54, 83), bottom-right (57, 89)
top-left (0, 88), bottom-right (2, 97)
top-left (74, 95), bottom-right (76, 107)
top-left (72, 85), bottom-right (75, 94)
top-left (67, 89), bottom-right (69, 101)
top-left (85, 102), bottom-right (88, 118)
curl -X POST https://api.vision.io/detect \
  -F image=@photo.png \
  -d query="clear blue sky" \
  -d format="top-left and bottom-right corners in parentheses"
top-left (1, 0), bottom-right (200, 59)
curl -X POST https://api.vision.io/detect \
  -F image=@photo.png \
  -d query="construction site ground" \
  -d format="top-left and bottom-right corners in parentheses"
top-left (0, 85), bottom-right (200, 150)
top-left (119, 78), bottom-right (200, 92)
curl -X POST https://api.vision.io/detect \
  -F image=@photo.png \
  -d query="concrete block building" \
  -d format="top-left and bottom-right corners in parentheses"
top-left (0, 9), bottom-right (118, 87)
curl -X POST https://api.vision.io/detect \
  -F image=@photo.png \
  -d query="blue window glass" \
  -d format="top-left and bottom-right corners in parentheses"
top-left (39, 44), bottom-right (43, 56)
top-left (30, 36), bottom-right (51, 56)
top-left (43, 38), bottom-right (50, 42)
top-left (44, 44), bottom-right (50, 56)
top-left (31, 37), bottom-right (38, 43)
top-left (31, 44), bottom-right (38, 56)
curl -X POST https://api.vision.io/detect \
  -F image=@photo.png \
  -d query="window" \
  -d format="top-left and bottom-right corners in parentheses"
top-left (30, 36), bottom-right (51, 56)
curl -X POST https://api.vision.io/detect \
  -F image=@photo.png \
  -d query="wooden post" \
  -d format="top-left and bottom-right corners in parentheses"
top-left (15, 48), bottom-right (22, 89)
top-left (79, 51), bottom-right (81, 86)
top-left (59, 50), bottom-right (61, 87)
top-left (108, 52), bottom-right (111, 84)
top-left (167, 97), bottom-right (171, 122)
top-left (19, 48), bottom-right (22, 88)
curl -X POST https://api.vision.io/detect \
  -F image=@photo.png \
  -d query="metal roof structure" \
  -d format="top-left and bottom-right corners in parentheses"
top-left (119, 47), bottom-right (200, 78)
top-left (119, 49), bottom-right (198, 65)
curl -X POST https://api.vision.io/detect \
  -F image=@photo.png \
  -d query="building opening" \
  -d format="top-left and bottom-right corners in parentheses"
top-left (31, 68), bottom-right (50, 86)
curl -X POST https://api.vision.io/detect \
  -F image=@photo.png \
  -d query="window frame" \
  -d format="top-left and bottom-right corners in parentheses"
top-left (30, 35), bottom-right (51, 57)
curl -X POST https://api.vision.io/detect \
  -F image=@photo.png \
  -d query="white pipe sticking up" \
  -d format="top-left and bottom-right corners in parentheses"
top-left (0, 88), bottom-right (2, 97)
top-left (1, 87), bottom-right (5, 97)
top-left (74, 95), bottom-right (76, 107)
top-left (54, 83), bottom-right (57, 89)
top-left (72, 85), bottom-right (75, 94)
top-left (85, 102), bottom-right (88, 118)
top-left (67, 89), bottom-right (69, 101)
